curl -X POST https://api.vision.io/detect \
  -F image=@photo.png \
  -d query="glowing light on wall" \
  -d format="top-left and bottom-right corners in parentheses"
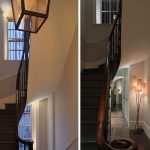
top-left (142, 82), bottom-right (146, 96)
top-left (137, 79), bottom-right (142, 92)
top-left (133, 76), bottom-right (137, 89)
top-left (132, 76), bottom-right (146, 133)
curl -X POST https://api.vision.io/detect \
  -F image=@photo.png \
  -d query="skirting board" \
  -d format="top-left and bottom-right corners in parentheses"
top-left (130, 121), bottom-right (150, 139)
top-left (65, 135), bottom-right (78, 150)
top-left (129, 121), bottom-right (144, 129)
top-left (144, 122), bottom-right (150, 139)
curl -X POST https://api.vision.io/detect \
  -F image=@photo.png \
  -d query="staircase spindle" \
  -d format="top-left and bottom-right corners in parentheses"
top-left (16, 32), bottom-right (33, 149)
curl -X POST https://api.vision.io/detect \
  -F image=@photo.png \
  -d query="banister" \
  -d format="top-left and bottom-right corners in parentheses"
top-left (16, 32), bottom-right (33, 149)
top-left (96, 0), bottom-right (137, 149)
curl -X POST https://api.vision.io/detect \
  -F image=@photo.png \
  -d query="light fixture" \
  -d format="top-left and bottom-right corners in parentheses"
top-left (113, 14), bottom-right (117, 20)
top-left (133, 77), bottom-right (145, 134)
top-left (142, 82), bottom-right (146, 96)
top-left (11, 0), bottom-right (51, 33)
top-left (137, 79), bottom-right (142, 92)
top-left (133, 76), bottom-right (137, 89)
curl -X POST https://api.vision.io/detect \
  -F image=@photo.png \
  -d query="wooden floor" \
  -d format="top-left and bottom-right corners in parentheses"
top-left (111, 104), bottom-right (150, 150)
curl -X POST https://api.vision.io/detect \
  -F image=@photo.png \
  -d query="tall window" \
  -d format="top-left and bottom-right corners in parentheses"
top-left (8, 21), bottom-right (24, 60)
top-left (18, 105), bottom-right (32, 149)
top-left (96, 0), bottom-right (119, 24)
top-left (18, 105), bottom-right (32, 140)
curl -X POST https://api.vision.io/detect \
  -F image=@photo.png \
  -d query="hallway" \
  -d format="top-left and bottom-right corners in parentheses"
top-left (111, 104), bottom-right (150, 150)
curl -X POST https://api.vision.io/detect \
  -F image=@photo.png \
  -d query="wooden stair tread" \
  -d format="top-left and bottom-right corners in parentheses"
top-left (81, 121), bottom-right (97, 124)
top-left (81, 65), bottom-right (105, 149)
top-left (0, 141), bottom-right (16, 144)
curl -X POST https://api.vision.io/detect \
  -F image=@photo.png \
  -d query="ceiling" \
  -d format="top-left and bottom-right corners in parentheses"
top-left (0, 0), bottom-right (12, 17)
top-left (27, 0), bottom-right (78, 103)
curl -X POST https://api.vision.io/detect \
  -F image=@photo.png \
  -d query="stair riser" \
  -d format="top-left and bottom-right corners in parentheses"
top-left (0, 143), bottom-right (16, 150)
top-left (0, 111), bottom-right (16, 116)
top-left (81, 124), bottom-right (97, 139)
top-left (0, 117), bottom-right (15, 123)
top-left (81, 75), bottom-right (104, 81)
top-left (0, 125), bottom-right (15, 132)
top-left (81, 88), bottom-right (101, 97)
top-left (5, 104), bottom-right (16, 110)
top-left (0, 134), bottom-right (16, 142)
top-left (81, 98), bottom-right (99, 107)
top-left (81, 109), bottom-right (98, 121)
top-left (82, 68), bottom-right (105, 74)
top-left (82, 80), bottom-right (103, 88)
top-left (81, 142), bottom-right (98, 150)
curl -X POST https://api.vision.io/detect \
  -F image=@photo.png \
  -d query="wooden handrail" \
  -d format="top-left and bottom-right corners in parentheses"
top-left (96, 0), bottom-right (137, 149)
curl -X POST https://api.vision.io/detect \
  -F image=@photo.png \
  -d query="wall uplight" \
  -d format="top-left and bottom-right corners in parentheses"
top-left (137, 79), bottom-right (142, 92)
top-left (133, 76), bottom-right (137, 89)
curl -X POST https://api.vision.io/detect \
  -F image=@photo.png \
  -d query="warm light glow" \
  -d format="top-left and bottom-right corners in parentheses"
top-left (113, 14), bottom-right (117, 20)
top-left (137, 79), bottom-right (142, 92)
top-left (142, 82), bottom-right (146, 96)
top-left (133, 76), bottom-right (137, 89)
top-left (12, 0), bottom-right (50, 33)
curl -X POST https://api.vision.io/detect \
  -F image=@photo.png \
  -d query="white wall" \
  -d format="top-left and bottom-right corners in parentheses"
top-left (85, 0), bottom-right (112, 42)
top-left (28, 0), bottom-right (78, 103)
top-left (0, 94), bottom-right (16, 109)
top-left (0, 60), bottom-right (19, 103)
top-left (81, 0), bottom-right (112, 68)
top-left (0, 13), bottom-right (4, 59)
top-left (0, 13), bottom-right (8, 60)
top-left (31, 26), bottom-right (77, 150)
top-left (39, 99), bottom-right (48, 150)
top-left (54, 30), bottom-right (78, 150)
top-left (121, 0), bottom-right (150, 67)
top-left (144, 55), bottom-right (150, 139)
top-left (122, 75), bottom-right (130, 125)
top-left (31, 97), bottom-right (54, 150)
top-left (115, 68), bottom-right (130, 125)
top-left (0, 74), bottom-right (17, 99)
top-left (129, 62), bottom-right (144, 128)
top-left (0, 60), bottom-right (19, 78)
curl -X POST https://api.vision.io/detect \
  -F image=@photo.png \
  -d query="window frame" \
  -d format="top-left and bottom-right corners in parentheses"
top-left (7, 19), bottom-right (24, 60)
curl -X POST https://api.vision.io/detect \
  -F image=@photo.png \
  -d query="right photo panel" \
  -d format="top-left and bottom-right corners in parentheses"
top-left (81, 0), bottom-right (150, 149)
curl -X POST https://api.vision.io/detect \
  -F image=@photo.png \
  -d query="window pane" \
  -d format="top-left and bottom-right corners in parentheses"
top-left (19, 105), bottom-right (32, 140)
top-left (8, 21), bottom-right (24, 60)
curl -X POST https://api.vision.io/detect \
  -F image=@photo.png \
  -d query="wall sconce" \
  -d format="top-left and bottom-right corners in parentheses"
top-left (11, 0), bottom-right (51, 33)
top-left (133, 77), bottom-right (145, 134)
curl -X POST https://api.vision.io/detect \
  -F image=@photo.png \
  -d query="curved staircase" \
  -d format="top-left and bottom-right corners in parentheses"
top-left (0, 104), bottom-right (16, 149)
top-left (81, 65), bottom-right (105, 150)
top-left (81, 0), bottom-right (137, 149)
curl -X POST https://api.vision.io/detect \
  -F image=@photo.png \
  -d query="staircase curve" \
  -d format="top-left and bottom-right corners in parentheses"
top-left (81, 0), bottom-right (137, 149)
top-left (96, 0), bottom-right (137, 149)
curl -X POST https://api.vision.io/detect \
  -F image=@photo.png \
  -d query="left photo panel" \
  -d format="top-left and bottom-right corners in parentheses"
top-left (0, 0), bottom-right (78, 149)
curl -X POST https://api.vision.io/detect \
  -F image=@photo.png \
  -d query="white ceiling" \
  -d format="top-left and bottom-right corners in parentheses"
top-left (27, 0), bottom-right (78, 103)
top-left (120, 0), bottom-right (150, 68)
top-left (0, 0), bottom-right (12, 17)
